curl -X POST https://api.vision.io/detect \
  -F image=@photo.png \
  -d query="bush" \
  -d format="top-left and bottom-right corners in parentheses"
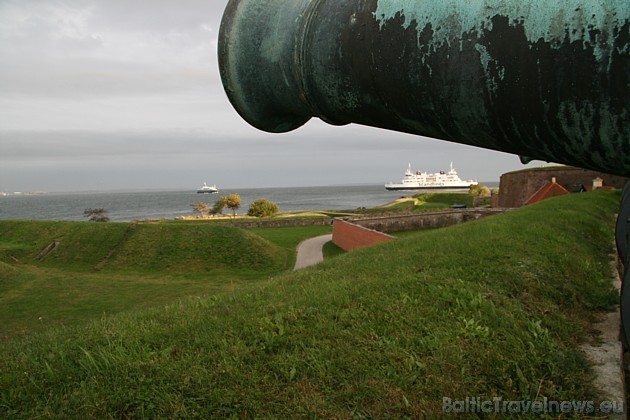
top-left (247, 198), bottom-right (279, 218)
top-left (83, 208), bottom-right (109, 222)
top-left (469, 184), bottom-right (491, 197)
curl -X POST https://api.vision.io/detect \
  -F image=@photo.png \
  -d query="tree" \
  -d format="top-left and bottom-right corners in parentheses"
top-left (224, 193), bottom-right (241, 218)
top-left (83, 208), bottom-right (110, 222)
top-left (469, 184), bottom-right (492, 208)
top-left (211, 197), bottom-right (227, 216)
top-left (469, 184), bottom-right (491, 197)
top-left (247, 198), bottom-right (279, 218)
top-left (191, 201), bottom-right (210, 217)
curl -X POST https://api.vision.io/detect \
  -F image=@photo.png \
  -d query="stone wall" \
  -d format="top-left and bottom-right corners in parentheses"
top-left (217, 217), bottom-right (331, 229)
top-left (499, 166), bottom-right (628, 208)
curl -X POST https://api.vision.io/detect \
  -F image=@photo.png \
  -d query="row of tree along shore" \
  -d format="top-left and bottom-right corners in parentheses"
top-left (82, 194), bottom-right (280, 223)
top-left (191, 194), bottom-right (279, 219)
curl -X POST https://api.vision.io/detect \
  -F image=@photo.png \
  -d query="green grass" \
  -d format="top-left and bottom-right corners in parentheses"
top-left (390, 228), bottom-right (439, 238)
top-left (322, 240), bottom-right (345, 259)
top-left (0, 190), bottom-right (621, 417)
top-left (102, 224), bottom-right (285, 274)
top-left (0, 222), bottom-right (326, 338)
top-left (413, 192), bottom-right (474, 209)
top-left (0, 221), bottom-right (130, 270)
top-left (354, 192), bottom-right (479, 216)
top-left (247, 225), bottom-right (332, 269)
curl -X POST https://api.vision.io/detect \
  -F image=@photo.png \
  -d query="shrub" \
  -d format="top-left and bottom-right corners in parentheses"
top-left (469, 184), bottom-right (491, 197)
top-left (83, 208), bottom-right (109, 222)
top-left (247, 198), bottom-right (279, 218)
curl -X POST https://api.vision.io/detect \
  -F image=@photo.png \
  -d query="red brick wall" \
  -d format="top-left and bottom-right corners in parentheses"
top-left (332, 219), bottom-right (395, 251)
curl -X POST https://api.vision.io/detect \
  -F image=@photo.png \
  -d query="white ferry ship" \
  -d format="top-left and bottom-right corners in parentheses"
top-left (197, 182), bottom-right (219, 194)
top-left (385, 162), bottom-right (478, 191)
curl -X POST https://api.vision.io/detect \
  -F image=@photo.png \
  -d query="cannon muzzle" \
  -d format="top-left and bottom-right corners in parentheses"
top-left (219, 0), bottom-right (630, 176)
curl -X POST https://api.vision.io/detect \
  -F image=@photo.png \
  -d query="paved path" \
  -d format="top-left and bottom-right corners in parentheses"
top-left (294, 234), bottom-right (333, 270)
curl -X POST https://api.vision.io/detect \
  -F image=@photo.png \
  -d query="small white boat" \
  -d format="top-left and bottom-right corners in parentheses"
top-left (197, 182), bottom-right (219, 194)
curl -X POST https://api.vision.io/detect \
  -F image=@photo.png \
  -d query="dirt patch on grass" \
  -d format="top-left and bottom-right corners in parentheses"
top-left (581, 250), bottom-right (624, 407)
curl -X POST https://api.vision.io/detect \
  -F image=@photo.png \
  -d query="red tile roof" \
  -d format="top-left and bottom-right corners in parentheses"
top-left (525, 180), bottom-right (570, 205)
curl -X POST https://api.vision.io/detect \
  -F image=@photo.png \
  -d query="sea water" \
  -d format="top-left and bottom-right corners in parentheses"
top-left (0, 183), bottom-right (499, 222)
top-left (0, 185), bottom-right (425, 222)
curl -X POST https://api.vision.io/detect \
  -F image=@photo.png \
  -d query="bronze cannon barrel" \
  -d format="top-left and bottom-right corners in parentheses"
top-left (219, 0), bottom-right (630, 176)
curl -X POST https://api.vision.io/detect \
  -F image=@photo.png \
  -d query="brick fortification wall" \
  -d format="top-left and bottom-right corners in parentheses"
top-left (332, 219), bottom-right (395, 251)
top-left (499, 166), bottom-right (629, 208)
top-left (332, 209), bottom-right (507, 251)
top-left (351, 209), bottom-right (505, 233)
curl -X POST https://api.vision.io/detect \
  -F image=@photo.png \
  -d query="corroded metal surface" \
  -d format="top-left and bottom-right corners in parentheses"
top-left (219, 0), bottom-right (630, 175)
top-left (618, 185), bottom-right (630, 348)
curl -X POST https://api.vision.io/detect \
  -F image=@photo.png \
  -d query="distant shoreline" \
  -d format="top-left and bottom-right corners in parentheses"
top-left (0, 191), bottom-right (46, 197)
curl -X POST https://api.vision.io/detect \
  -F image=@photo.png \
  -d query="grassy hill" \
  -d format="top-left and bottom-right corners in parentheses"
top-left (0, 221), bottom-right (330, 337)
top-left (0, 221), bottom-right (288, 273)
top-left (101, 223), bottom-right (285, 274)
top-left (0, 220), bottom-right (130, 270)
top-left (0, 190), bottom-right (621, 417)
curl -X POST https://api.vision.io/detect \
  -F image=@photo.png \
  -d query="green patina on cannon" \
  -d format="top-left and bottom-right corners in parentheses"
top-left (219, 0), bottom-right (629, 176)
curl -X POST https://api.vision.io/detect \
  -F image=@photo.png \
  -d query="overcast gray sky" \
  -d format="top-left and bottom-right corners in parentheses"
top-left (0, 0), bottom-right (548, 192)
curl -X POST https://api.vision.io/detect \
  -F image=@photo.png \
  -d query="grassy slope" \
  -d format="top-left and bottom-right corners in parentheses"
top-left (0, 222), bottom-right (329, 338)
top-left (0, 191), bottom-right (620, 417)
top-left (102, 224), bottom-right (285, 274)
top-left (416, 192), bottom-right (475, 208)
top-left (0, 221), bottom-right (130, 270)
top-left (361, 192), bottom-right (478, 215)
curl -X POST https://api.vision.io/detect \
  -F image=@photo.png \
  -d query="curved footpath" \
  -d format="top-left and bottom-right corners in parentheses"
top-left (294, 234), bottom-right (333, 270)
